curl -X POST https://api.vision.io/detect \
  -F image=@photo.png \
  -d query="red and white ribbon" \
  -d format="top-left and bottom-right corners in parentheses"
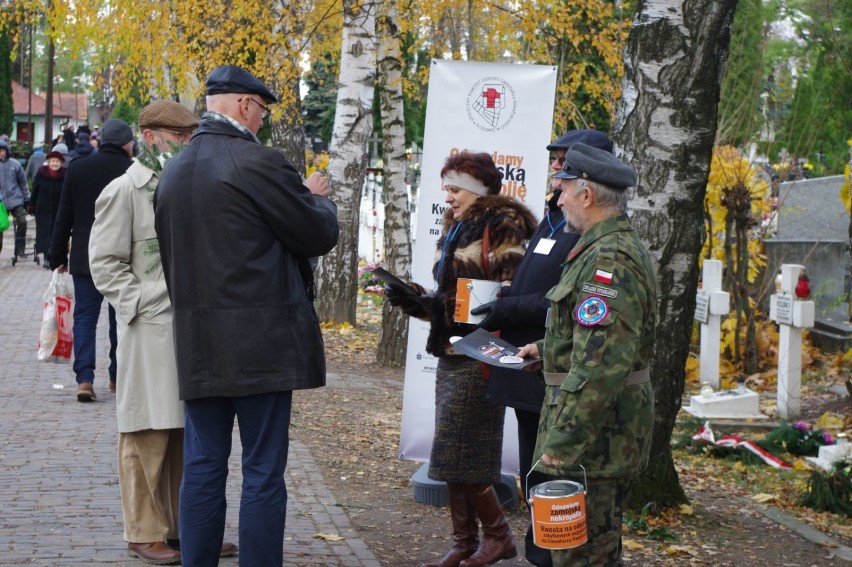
top-left (692, 421), bottom-right (792, 470)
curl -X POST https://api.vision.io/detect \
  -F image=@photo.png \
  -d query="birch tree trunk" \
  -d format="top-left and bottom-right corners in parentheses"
top-left (611, 0), bottom-right (738, 508)
top-left (314, 0), bottom-right (376, 324)
top-left (270, 0), bottom-right (307, 174)
top-left (375, 0), bottom-right (411, 366)
top-left (270, 78), bottom-right (307, 175)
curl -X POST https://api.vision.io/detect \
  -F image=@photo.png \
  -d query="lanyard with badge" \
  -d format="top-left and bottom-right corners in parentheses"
top-left (533, 213), bottom-right (565, 255)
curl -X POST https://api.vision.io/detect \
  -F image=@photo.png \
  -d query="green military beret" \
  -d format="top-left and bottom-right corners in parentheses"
top-left (553, 142), bottom-right (637, 190)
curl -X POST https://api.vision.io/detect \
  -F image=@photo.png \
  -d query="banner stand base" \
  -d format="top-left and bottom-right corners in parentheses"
top-left (411, 463), bottom-right (519, 510)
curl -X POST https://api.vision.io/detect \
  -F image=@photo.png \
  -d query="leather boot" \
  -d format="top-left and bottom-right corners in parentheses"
top-left (459, 484), bottom-right (517, 567)
top-left (421, 482), bottom-right (479, 567)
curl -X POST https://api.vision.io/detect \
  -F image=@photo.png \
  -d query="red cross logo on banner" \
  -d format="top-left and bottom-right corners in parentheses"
top-left (482, 87), bottom-right (502, 109)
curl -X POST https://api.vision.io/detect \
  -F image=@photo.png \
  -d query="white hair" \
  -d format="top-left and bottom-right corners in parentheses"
top-left (576, 178), bottom-right (628, 214)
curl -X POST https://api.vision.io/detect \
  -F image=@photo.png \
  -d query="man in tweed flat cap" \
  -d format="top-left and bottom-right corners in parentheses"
top-left (89, 100), bottom-right (236, 564)
top-left (519, 143), bottom-right (657, 566)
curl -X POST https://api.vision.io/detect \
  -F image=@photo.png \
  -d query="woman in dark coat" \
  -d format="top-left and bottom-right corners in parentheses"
top-left (28, 150), bottom-right (66, 268)
top-left (387, 151), bottom-right (537, 567)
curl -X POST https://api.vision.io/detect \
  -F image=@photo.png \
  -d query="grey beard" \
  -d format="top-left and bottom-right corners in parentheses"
top-left (563, 211), bottom-right (582, 234)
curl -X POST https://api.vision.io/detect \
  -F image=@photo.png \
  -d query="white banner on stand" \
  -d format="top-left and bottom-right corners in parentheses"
top-left (399, 60), bottom-right (557, 475)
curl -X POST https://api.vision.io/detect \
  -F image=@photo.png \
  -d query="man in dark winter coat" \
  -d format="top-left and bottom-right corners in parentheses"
top-left (50, 118), bottom-right (135, 401)
top-left (67, 132), bottom-right (96, 161)
top-left (154, 65), bottom-right (339, 566)
top-left (477, 130), bottom-right (614, 567)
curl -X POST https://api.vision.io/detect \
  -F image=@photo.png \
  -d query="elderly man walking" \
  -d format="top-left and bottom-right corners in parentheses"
top-left (154, 66), bottom-right (339, 566)
top-left (0, 138), bottom-right (29, 262)
top-left (50, 118), bottom-right (135, 400)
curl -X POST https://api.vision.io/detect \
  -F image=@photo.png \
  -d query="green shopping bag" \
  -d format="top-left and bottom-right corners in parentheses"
top-left (0, 202), bottom-right (9, 232)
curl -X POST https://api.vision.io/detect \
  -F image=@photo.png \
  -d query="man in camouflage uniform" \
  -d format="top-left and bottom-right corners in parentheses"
top-left (518, 142), bottom-right (656, 566)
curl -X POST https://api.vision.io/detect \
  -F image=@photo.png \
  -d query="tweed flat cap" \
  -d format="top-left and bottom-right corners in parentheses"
top-left (546, 129), bottom-right (613, 153)
top-left (100, 118), bottom-right (134, 146)
top-left (139, 100), bottom-right (200, 131)
top-left (554, 142), bottom-right (637, 190)
top-left (205, 65), bottom-right (278, 104)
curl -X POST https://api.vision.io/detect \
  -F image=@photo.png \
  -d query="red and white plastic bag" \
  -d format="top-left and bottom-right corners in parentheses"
top-left (38, 271), bottom-right (74, 363)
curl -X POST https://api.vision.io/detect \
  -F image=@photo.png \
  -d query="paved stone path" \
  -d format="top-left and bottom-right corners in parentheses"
top-left (0, 229), bottom-right (380, 566)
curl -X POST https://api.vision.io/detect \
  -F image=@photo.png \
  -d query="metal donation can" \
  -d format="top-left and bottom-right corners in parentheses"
top-left (528, 480), bottom-right (588, 550)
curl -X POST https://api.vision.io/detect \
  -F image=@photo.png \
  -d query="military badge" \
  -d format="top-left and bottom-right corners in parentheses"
top-left (575, 295), bottom-right (608, 326)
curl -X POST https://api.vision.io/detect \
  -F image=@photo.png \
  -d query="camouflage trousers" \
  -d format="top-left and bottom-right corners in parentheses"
top-left (551, 477), bottom-right (629, 567)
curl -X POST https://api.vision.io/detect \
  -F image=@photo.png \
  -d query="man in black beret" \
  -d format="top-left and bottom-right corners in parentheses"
top-left (518, 143), bottom-right (657, 567)
top-left (154, 65), bottom-right (339, 565)
top-left (204, 64), bottom-right (278, 104)
top-left (477, 130), bottom-right (614, 567)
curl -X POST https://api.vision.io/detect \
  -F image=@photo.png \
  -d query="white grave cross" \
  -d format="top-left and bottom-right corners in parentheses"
top-left (769, 264), bottom-right (815, 420)
top-left (695, 259), bottom-right (730, 389)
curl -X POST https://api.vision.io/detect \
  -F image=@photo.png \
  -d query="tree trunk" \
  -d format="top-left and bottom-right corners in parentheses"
top-left (375, 0), bottom-right (411, 366)
top-left (270, 77), bottom-right (307, 175)
top-left (270, 0), bottom-right (307, 175)
top-left (45, 26), bottom-right (55, 146)
top-left (314, 0), bottom-right (377, 324)
top-left (611, 0), bottom-right (738, 509)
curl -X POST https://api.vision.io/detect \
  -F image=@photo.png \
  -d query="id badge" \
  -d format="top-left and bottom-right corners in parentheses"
top-left (534, 238), bottom-right (556, 255)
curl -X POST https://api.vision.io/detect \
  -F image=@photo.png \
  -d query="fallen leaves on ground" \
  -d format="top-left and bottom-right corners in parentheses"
top-left (294, 295), bottom-right (852, 566)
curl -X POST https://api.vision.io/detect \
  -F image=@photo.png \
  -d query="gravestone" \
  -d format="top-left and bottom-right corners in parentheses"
top-left (769, 264), bottom-right (816, 420)
top-left (766, 174), bottom-right (849, 322)
top-left (695, 259), bottom-right (730, 390)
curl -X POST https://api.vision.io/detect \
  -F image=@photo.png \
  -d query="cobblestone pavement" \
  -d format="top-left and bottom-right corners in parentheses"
top-left (0, 229), bottom-right (380, 566)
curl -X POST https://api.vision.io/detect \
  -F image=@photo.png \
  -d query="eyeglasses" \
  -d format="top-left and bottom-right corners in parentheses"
top-left (549, 154), bottom-right (565, 166)
top-left (160, 129), bottom-right (195, 143)
top-left (240, 97), bottom-right (271, 120)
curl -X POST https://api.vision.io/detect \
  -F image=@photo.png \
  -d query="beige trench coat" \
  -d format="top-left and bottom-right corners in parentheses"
top-left (89, 160), bottom-right (184, 433)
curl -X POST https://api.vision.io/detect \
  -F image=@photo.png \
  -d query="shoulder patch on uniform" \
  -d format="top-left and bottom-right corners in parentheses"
top-left (594, 269), bottom-right (612, 284)
top-left (582, 282), bottom-right (618, 299)
top-left (575, 296), bottom-right (609, 326)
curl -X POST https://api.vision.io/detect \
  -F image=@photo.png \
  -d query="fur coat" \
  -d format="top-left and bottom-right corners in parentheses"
top-left (405, 194), bottom-right (537, 356)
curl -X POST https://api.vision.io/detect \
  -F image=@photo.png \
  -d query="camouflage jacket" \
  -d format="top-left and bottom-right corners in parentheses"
top-left (533, 213), bottom-right (656, 480)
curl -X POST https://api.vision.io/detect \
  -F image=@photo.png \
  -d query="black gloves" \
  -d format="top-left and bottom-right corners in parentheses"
top-left (471, 299), bottom-right (503, 332)
top-left (385, 284), bottom-right (431, 319)
top-left (384, 284), bottom-right (411, 307)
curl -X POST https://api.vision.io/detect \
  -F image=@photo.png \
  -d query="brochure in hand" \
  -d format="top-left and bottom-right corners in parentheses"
top-left (451, 328), bottom-right (542, 370)
top-left (369, 267), bottom-right (422, 300)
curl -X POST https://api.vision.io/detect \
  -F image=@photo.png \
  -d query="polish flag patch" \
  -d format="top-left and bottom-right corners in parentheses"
top-left (594, 269), bottom-right (613, 284)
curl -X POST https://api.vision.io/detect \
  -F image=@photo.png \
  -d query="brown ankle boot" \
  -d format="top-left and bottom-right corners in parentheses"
top-left (421, 483), bottom-right (479, 567)
top-left (459, 484), bottom-right (517, 566)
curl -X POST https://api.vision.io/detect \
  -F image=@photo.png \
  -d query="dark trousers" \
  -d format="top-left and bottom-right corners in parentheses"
top-left (0, 205), bottom-right (28, 256)
top-left (516, 408), bottom-right (553, 567)
top-left (71, 274), bottom-right (117, 384)
top-left (180, 391), bottom-right (293, 567)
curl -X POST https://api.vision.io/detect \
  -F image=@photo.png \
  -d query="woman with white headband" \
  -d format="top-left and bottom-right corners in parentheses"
top-left (386, 151), bottom-right (536, 567)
